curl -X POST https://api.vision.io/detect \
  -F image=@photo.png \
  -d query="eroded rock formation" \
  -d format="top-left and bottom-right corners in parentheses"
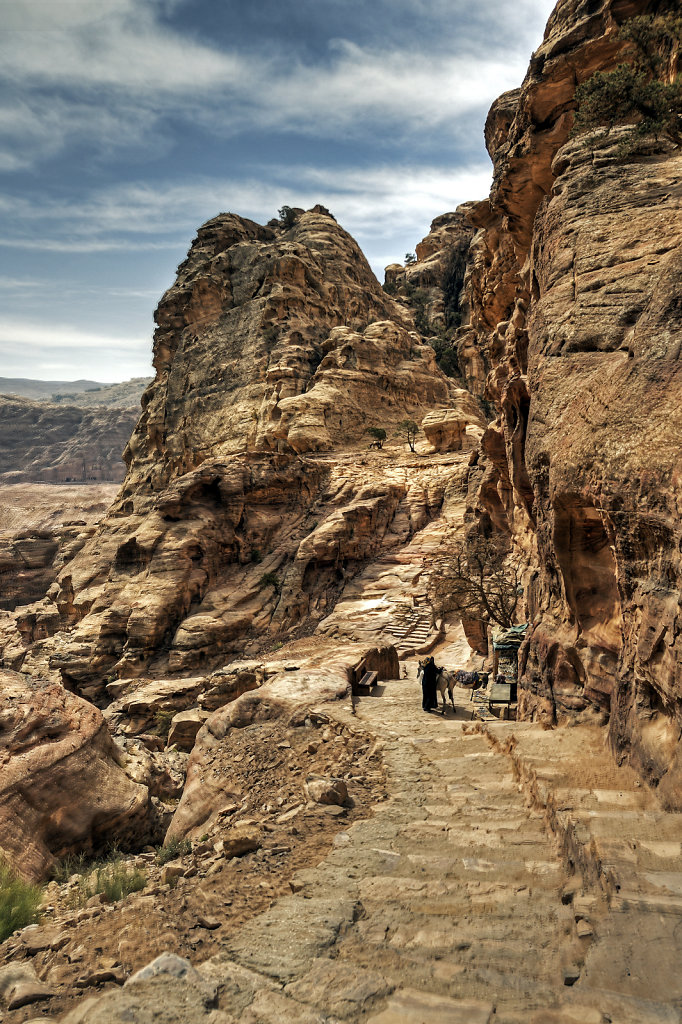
top-left (456, 0), bottom-right (682, 802)
top-left (0, 669), bottom-right (149, 881)
top-left (0, 483), bottom-right (118, 610)
top-left (0, 208), bottom-right (468, 701)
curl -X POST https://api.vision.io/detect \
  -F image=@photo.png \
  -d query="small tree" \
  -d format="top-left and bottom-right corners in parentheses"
top-left (428, 537), bottom-right (522, 631)
top-left (278, 206), bottom-right (297, 229)
top-left (404, 252), bottom-right (417, 265)
top-left (367, 427), bottom-right (387, 448)
top-left (397, 418), bottom-right (419, 452)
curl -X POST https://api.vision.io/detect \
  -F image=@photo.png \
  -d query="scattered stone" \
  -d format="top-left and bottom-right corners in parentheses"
top-left (161, 862), bottom-right (185, 885)
top-left (75, 966), bottom-right (126, 987)
top-left (21, 926), bottom-right (59, 954)
top-left (304, 775), bottom-right (348, 806)
top-left (196, 915), bottom-right (221, 930)
top-left (168, 709), bottom-right (209, 751)
top-left (323, 805), bottom-right (347, 817)
top-left (0, 963), bottom-right (55, 1010)
top-left (219, 824), bottom-right (262, 858)
top-left (576, 919), bottom-right (594, 938)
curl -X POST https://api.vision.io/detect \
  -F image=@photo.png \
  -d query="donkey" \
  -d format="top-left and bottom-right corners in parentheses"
top-left (417, 658), bottom-right (457, 713)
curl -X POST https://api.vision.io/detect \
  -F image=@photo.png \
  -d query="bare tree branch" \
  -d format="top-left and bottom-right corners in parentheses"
top-left (428, 537), bottom-right (521, 630)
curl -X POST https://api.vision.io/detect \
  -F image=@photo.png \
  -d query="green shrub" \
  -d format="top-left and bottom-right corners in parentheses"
top-left (156, 836), bottom-right (192, 866)
top-left (572, 14), bottom-right (682, 150)
top-left (367, 427), bottom-right (387, 448)
top-left (404, 252), bottom-right (417, 265)
top-left (278, 205), bottom-right (297, 229)
top-left (155, 709), bottom-right (175, 739)
top-left (0, 859), bottom-right (42, 942)
top-left (52, 851), bottom-right (89, 883)
top-left (428, 335), bottom-right (464, 380)
top-left (405, 284), bottom-right (430, 335)
top-left (396, 418), bottom-right (419, 453)
top-left (259, 571), bottom-right (281, 592)
top-left (90, 860), bottom-right (146, 903)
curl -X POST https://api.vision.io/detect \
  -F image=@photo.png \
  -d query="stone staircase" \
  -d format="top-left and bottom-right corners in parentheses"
top-left (385, 607), bottom-right (435, 656)
top-left (57, 679), bottom-right (682, 1024)
top-left (481, 721), bottom-right (682, 1023)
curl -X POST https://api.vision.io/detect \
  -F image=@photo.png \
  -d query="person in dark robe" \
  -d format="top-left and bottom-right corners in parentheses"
top-left (420, 656), bottom-right (441, 712)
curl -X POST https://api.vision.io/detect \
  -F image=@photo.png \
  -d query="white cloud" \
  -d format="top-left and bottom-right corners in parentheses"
top-left (0, 1), bottom-right (251, 92)
top-left (0, 319), bottom-right (146, 350)
top-left (0, 163), bottom-right (492, 254)
top-left (0, 0), bottom-right (550, 169)
top-left (0, 318), bottom-right (151, 380)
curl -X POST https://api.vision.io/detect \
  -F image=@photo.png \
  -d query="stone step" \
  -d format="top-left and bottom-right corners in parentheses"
top-left (365, 988), bottom-right (494, 1024)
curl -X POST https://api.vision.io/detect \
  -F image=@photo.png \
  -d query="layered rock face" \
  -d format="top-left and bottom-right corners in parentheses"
top-left (0, 397), bottom-right (137, 483)
top-left (0, 483), bottom-right (118, 610)
top-left (0, 208), bottom-right (472, 699)
top-left (0, 669), bottom-right (149, 881)
top-left (385, 207), bottom-right (478, 390)
top-left (459, 0), bottom-right (682, 801)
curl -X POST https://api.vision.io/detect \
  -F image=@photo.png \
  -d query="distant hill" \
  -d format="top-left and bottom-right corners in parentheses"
top-left (0, 376), bottom-right (152, 409)
top-left (50, 377), bottom-right (152, 409)
top-left (0, 377), bottom-right (104, 401)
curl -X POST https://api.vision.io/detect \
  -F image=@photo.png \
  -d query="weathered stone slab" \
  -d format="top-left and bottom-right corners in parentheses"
top-left (366, 988), bottom-right (493, 1023)
top-left (284, 958), bottom-right (393, 1017)
top-left (222, 896), bottom-right (359, 981)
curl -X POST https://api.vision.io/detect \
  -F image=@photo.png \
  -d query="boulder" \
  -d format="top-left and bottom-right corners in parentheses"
top-left (304, 776), bottom-right (348, 806)
top-left (0, 963), bottom-right (54, 1010)
top-left (421, 409), bottom-right (466, 452)
top-left (0, 669), bottom-right (149, 881)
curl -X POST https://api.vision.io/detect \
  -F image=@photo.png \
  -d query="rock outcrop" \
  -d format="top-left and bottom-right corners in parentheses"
top-left (0, 208), bottom-right (469, 697)
top-left (455, 0), bottom-right (682, 801)
top-left (385, 206), bottom-right (479, 392)
top-left (0, 669), bottom-right (149, 881)
top-left (0, 483), bottom-right (118, 611)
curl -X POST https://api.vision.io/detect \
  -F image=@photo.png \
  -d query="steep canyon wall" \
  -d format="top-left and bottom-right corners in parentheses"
top-left (459, 0), bottom-right (682, 803)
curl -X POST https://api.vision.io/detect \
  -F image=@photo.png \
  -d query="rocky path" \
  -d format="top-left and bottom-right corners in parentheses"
top-left (51, 676), bottom-right (682, 1024)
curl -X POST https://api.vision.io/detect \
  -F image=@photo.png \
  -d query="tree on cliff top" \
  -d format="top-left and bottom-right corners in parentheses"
top-left (572, 13), bottom-right (682, 148)
top-left (278, 205), bottom-right (298, 229)
top-left (428, 537), bottom-right (522, 631)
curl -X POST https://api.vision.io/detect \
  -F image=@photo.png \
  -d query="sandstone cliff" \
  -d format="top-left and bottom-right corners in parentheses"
top-left (0, 483), bottom-right (118, 611)
top-left (0, 396), bottom-right (137, 484)
top-left (0, 207), bottom-right (481, 703)
top-left (456, 0), bottom-right (682, 803)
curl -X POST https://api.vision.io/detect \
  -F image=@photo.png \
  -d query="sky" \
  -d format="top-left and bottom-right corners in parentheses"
top-left (0, 0), bottom-right (556, 382)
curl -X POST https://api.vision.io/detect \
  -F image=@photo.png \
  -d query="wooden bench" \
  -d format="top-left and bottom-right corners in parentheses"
top-left (356, 670), bottom-right (379, 694)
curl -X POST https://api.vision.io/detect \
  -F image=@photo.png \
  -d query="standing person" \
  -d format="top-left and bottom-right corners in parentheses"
top-left (420, 656), bottom-right (440, 712)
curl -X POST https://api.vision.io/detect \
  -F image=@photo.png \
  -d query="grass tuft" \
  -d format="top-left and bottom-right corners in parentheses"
top-left (0, 858), bottom-right (42, 942)
top-left (156, 836), bottom-right (192, 866)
